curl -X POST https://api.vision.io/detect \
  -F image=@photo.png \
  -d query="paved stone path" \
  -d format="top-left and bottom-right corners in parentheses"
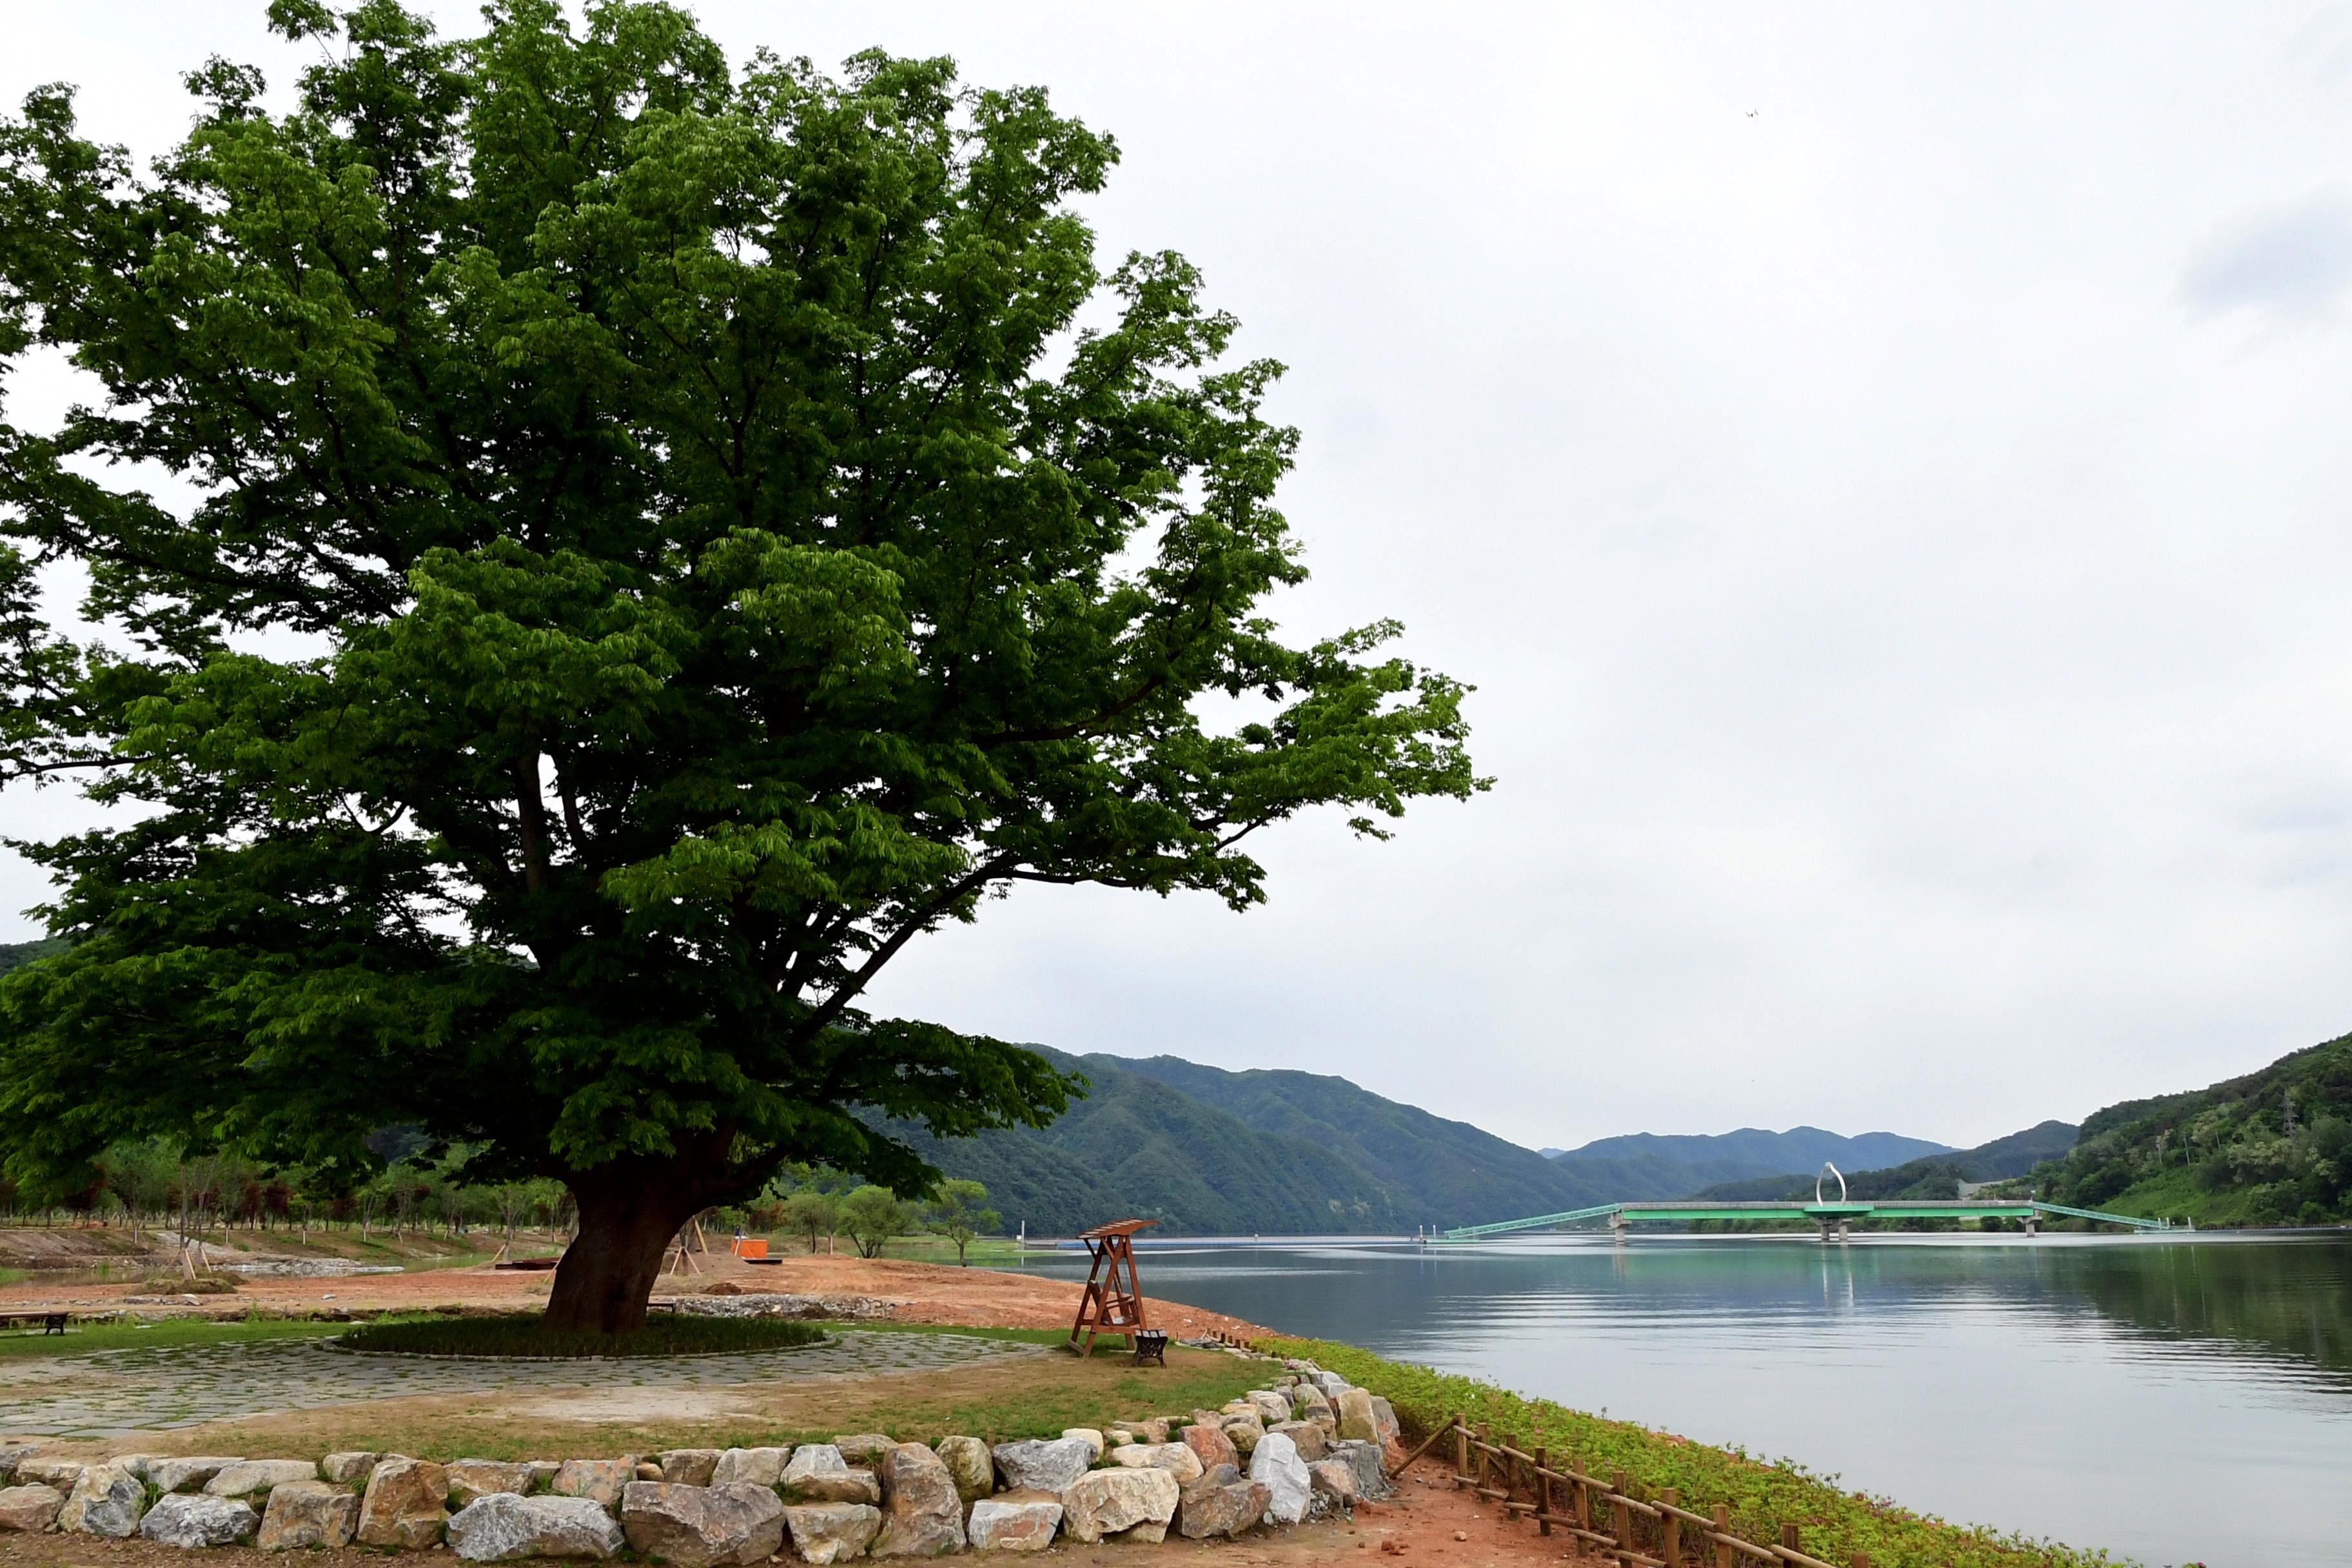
top-left (0, 1330), bottom-right (1044, 1439)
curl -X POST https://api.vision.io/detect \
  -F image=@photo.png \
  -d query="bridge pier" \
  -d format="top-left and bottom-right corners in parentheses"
top-left (1609, 1211), bottom-right (1627, 1246)
top-left (1816, 1218), bottom-right (1850, 1244)
top-left (2023, 1213), bottom-right (2036, 1237)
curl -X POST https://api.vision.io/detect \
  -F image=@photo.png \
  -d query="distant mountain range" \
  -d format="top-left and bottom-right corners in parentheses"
top-left (1540, 1126), bottom-right (1954, 1199)
top-left (1692, 1120), bottom-right (2079, 1201)
top-left (5, 930), bottom-right (2086, 1235)
top-left (891, 1050), bottom-right (2013, 1236)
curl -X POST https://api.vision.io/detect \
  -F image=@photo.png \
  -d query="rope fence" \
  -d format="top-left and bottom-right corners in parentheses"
top-left (1404, 1415), bottom-right (1872, 1568)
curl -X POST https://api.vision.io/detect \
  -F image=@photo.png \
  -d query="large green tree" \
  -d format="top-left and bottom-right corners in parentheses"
top-left (0, 1), bottom-right (1480, 1329)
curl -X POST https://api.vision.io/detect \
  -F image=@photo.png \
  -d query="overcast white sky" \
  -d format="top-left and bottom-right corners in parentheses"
top-left (8, 3), bottom-right (2352, 1153)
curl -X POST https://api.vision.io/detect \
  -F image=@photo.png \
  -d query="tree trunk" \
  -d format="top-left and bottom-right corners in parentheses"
top-left (543, 1164), bottom-right (711, 1334)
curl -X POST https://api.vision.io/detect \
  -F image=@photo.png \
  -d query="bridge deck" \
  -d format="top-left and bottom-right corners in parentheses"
top-left (1442, 1198), bottom-right (2171, 1240)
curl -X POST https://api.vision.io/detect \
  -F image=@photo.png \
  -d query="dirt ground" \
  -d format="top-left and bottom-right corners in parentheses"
top-left (0, 1468), bottom-right (1555, 1568)
top-left (0, 1240), bottom-right (1278, 1342)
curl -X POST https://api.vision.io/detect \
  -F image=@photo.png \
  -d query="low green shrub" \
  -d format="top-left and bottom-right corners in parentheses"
top-left (1260, 1335), bottom-right (2122, 1568)
top-left (339, 1313), bottom-right (826, 1358)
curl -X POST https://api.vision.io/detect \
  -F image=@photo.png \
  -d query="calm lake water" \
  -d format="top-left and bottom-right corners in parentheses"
top-left (1014, 1231), bottom-right (2352, 1568)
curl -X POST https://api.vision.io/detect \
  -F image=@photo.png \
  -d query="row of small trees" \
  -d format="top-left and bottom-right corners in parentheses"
top-left (0, 1137), bottom-right (575, 1248)
top-left (763, 1173), bottom-right (1003, 1264)
top-left (1, 1141), bottom-right (1008, 1265)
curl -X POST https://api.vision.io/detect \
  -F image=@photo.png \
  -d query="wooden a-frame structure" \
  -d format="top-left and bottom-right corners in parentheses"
top-left (1067, 1219), bottom-right (1155, 1356)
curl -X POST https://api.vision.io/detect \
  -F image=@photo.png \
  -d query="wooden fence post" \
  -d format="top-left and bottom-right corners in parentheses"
top-left (1533, 1446), bottom-right (1551, 1537)
top-left (1453, 1416), bottom-right (1469, 1487)
top-left (1852, 1554), bottom-right (1872, 1568)
top-left (1782, 1523), bottom-right (1801, 1555)
top-left (1611, 1469), bottom-right (1633, 1567)
top-left (1660, 1487), bottom-right (1678, 1566)
top-left (1713, 1504), bottom-right (1732, 1568)
top-left (1573, 1457), bottom-right (1592, 1558)
top-left (1475, 1424), bottom-right (1491, 1494)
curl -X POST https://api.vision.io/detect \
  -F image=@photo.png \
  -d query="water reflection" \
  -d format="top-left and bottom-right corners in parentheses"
top-left (1016, 1233), bottom-right (2352, 1567)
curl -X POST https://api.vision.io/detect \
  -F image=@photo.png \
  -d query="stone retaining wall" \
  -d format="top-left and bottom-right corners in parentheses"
top-left (0, 1353), bottom-right (1400, 1560)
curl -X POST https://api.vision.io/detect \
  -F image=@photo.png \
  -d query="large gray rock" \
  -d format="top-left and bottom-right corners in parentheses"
top-left (988, 1438), bottom-right (1091, 1494)
top-left (1244, 1390), bottom-right (1292, 1426)
top-left (0, 1447), bottom-right (31, 1485)
top-left (549, 1459), bottom-right (635, 1512)
top-left (1109, 1444), bottom-right (1203, 1484)
top-left (1289, 1382), bottom-right (1333, 1420)
top-left (783, 1502), bottom-right (882, 1565)
top-left (964, 1493), bottom-right (1060, 1553)
top-left (1304, 1370), bottom-right (1351, 1401)
top-left (1175, 1467), bottom-right (1268, 1540)
top-left (141, 1493), bottom-right (259, 1548)
top-left (1059, 1469), bottom-right (1179, 1545)
top-left (1248, 1433), bottom-right (1310, 1525)
top-left (656, 1450), bottom-right (721, 1488)
top-left (206, 1460), bottom-right (318, 1498)
top-left (1271, 1420), bottom-right (1328, 1461)
top-left (320, 1453), bottom-right (382, 1485)
top-left (871, 1443), bottom-right (963, 1557)
top-left (16, 1460), bottom-right (82, 1491)
top-left (711, 1447), bottom-right (790, 1489)
top-left (1220, 1416), bottom-right (1264, 1456)
top-left (358, 1458), bottom-right (449, 1548)
top-left (449, 1460), bottom-right (550, 1507)
top-left (60, 1462), bottom-right (146, 1537)
top-left (257, 1481), bottom-right (360, 1551)
top-left (146, 1456), bottom-right (243, 1494)
top-left (1369, 1396), bottom-right (1401, 1448)
top-left (620, 1482), bottom-right (783, 1567)
top-left (833, 1436), bottom-right (896, 1466)
top-left (1330, 1440), bottom-right (1389, 1502)
top-left (447, 1493), bottom-right (625, 1561)
top-left (934, 1438), bottom-right (992, 1504)
top-left (779, 1445), bottom-right (843, 1487)
top-left (0, 1484), bottom-right (66, 1533)
top-left (1335, 1388), bottom-right (1378, 1444)
top-left (1057, 1429), bottom-right (1104, 1461)
top-left (781, 1446), bottom-right (878, 1505)
top-left (1308, 1459), bottom-right (1358, 1513)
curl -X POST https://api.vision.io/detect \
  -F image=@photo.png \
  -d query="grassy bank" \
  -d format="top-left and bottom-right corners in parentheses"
top-left (1262, 1335), bottom-right (2122, 1568)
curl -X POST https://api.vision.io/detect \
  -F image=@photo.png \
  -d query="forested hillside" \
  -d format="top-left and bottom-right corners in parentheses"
top-left (0, 939), bottom-right (64, 975)
top-left (1116, 1056), bottom-right (1609, 1226)
top-left (888, 1049), bottom-right (1620, 1235)
top-left (2023, 1031), bottom-right (2352, 1226)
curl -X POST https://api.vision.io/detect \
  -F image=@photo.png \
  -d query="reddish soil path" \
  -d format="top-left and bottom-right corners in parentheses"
top-left (0, 1241), bottom-right (1282, 1340)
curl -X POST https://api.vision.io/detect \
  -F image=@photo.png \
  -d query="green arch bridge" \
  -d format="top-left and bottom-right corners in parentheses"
top-left (1441, 1197), bottom-right (2174, 1242)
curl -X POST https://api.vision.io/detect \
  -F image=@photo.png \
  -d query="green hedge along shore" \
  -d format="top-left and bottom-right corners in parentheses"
top-left (1259, 1337), bottom-right (2125, 1568)
top-left (336, 1316), bottom-right (828, 1358)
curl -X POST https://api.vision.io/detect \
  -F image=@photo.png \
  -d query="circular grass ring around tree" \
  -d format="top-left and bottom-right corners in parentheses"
top-left (335, 1314), bottom-right (828, 1359)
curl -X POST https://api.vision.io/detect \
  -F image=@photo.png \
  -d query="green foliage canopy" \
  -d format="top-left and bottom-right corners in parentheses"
top-left (0, 0), bottom-right (1479, 1319)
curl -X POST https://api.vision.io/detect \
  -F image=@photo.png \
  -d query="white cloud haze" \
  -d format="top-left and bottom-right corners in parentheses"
top-left (6, 3), bottom-right (2352, 1153)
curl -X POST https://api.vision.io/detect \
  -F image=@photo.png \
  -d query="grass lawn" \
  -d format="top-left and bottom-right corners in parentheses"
top-left (0, 1315), bottom-right (348, 1361)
